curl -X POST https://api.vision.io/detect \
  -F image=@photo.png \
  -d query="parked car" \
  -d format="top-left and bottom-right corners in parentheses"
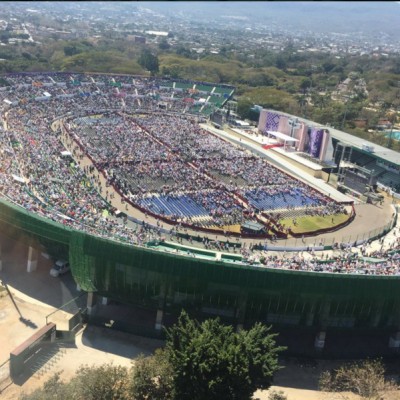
top-left (49, 260), bottom-right (70, 277)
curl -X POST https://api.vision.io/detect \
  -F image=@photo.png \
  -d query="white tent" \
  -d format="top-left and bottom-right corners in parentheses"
top-left (266, 130), bottom-right (298, 149)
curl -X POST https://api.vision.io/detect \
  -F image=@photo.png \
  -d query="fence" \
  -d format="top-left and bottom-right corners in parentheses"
top-left (286, 211), bottom-right (397, 250)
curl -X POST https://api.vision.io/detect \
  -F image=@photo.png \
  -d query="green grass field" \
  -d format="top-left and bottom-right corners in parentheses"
top-left (280, 213), bottom-right (350, 235)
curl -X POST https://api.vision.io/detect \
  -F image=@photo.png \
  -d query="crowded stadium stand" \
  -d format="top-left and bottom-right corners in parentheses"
top-left (0, 73), bottom-right (399, 357)
top-left (0, 74), bottom-right (393, 249)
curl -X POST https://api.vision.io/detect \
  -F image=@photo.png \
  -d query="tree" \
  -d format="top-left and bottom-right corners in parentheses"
top-left (20, 364), bottom-right (130, 400)
top-left (175, 46), bottom-right (192, 58)
top-left (21, 313), bottom-right (283, 400)
top-left (70, 364), bottom-right (129, 400)
top-left (237, 97), bottom-right (254, 120)
top-left (322, 60), bottom-right (336, 74)
top-left (138, 49), bottom-right (159, 76)
top-left (165, 311), bottom-right (284, 400)
top-left (129, 349), bottom-right (173, 400)
top-left (300, 77), bottom-right (312, 94)
top-left (268, 390), bottom-right (288, 400)
top-left (19, 371), bottom-right (70, 400)
top-left (319, 359), bottom-right (399, 400)
top-left (22, 52), bottom-right (33, 60)
top-left (63, 45), bottom-right (80, 57)
top-left (158, 38), bottom-right (170, 51)
top-left (275, 55), bottom-right (287, 70)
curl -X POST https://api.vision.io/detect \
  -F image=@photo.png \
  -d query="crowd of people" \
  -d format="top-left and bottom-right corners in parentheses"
top-left (0, 72), bottom-right (397, 276)
top-left (66, 111), bottom-right (346, 231)
top-left (0, 92), bottom-right (159, 246)
top-left (249, 234), bottom-right (400, 275)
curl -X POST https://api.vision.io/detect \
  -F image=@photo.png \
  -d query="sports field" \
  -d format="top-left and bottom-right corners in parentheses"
top-left (281, 212), bottom-right (351, 235)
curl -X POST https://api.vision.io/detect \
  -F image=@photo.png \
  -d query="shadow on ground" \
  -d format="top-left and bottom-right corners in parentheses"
top-left (80, 325), bottom-right (163, 360)
top-left (11, 341), bottom-right (77, 387)
top-left (0, 234), bottom-right (84, 313)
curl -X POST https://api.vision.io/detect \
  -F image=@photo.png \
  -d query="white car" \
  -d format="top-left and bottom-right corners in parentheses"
top-left (49, 260), bottom-right (70, 277)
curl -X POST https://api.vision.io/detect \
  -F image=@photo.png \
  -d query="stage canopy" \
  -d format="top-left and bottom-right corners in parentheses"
top-left (266, 130), bottom-right (299, 142)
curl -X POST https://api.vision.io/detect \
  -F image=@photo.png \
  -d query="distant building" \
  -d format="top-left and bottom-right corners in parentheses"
top-left (376, 119), bottom-right (392, 130)
top-left (145, 31), bottom-right (168, 37)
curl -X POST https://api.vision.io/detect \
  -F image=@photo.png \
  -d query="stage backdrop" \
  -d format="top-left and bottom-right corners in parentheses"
top-left (258, 110), bottom-right (333, 161)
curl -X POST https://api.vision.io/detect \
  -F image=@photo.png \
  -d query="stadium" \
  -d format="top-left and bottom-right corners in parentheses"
top-left (0, 72), bottom-right (399, 358)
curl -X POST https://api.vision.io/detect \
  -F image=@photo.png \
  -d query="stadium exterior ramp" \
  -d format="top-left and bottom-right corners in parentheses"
top-left (1, 198), bottom-right (400, 357)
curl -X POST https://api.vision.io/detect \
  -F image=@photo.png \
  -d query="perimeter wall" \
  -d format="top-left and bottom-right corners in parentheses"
top-left (0, 198), bottom-right (399, 332)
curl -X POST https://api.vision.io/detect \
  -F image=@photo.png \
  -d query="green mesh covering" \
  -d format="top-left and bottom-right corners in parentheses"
top-left (0, 199), bottom-right (71, 244)
top-left (1, 197), bottom-right (399, 328)
top-left (69, 229), bottom-right (400, 327)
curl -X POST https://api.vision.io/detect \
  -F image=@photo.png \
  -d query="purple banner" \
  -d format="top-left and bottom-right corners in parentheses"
top-left (265, 112), bottom-right (280, 131)
top-left (308, 128), bottom-right (324, 158)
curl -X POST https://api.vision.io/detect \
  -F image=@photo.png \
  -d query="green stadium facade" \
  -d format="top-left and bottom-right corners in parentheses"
top-left (1, 198), bottom-right (400, 358)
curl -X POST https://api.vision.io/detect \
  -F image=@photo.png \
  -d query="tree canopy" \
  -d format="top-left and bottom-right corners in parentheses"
top-left (129, 349), bottom-right (173, 400)
top-left (138, 49), bottom-right (159, 76)
top-left (20, 364), bottom-right (130, 400)
top-left (2, 34), bottom-right (400, 151)
top-left (164, 311), bottom-right (284, 400)
top-left (319, 358), bottom-right (399, 400)
top-left (20, 312), bottom-right (284, 400)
